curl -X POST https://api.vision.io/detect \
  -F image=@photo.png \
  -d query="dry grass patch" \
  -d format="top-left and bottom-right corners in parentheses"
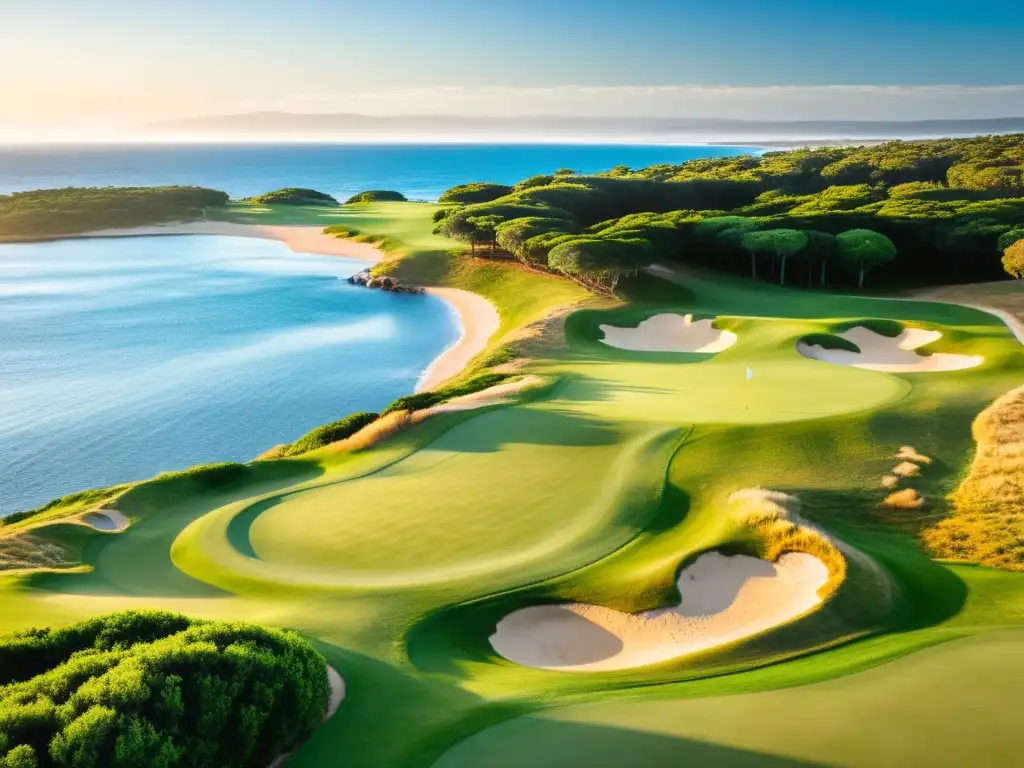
top-left (892, 461), bottom-right (922, 478)
top-left (0, 532), bottom-right (75, 572)
top-left (881, 488), bottom-right (925, 510)
top-left (326, 410), bottom-right (427, 453)
top-left (728, 489), bottom-right (847, 596)
top-left (881, 475), bottom-right (901, 488)
top-left (924, 384), bottom-right (1024, 570)
top-left (896, 446), bottom-right (932, 465)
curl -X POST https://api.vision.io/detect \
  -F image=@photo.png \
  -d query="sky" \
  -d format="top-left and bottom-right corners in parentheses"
top-left (1, 0), bottom-right (1023, 138)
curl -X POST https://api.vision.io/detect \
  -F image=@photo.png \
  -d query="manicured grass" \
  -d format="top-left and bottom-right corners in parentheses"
top-left (1, 251), bottom-right (1022, 767)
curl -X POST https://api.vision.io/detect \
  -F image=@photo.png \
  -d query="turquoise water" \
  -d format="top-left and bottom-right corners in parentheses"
top-left (0, 143), bottom-right (755, 200)
top-left (0, 235), bottom-right (456, 515)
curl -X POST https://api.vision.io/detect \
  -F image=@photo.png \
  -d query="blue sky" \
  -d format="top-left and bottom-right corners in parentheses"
top-left (2, 0), bottom-right (1023, 133)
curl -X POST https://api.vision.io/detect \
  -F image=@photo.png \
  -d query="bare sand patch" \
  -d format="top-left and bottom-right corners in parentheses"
top-left (417, 287), bottom-right (501, 392)
top-left (881, 489), bottom-right (925, 510)
top-left (892, 461), bottom-right (921, 478)
top-left (490, 550), bottom-right (828, 673)
top-left (896, 445), bottom-right (932, 464)
top-left (79, 509), bottom-right (130, 532)
top-left (797, 326), bottom-right (982, 373)
top-left (599, 313), bottom-right (737, 354)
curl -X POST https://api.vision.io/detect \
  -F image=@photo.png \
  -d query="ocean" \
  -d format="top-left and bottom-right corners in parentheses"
top-left (0, 235), bottom-right (457, 515)
top-left (0, 143), bottom-right (755, 200)
top-left (0, 142), bottom-right (750, 514)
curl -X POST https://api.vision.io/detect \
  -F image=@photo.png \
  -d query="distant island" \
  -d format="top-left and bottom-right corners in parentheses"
top-left (145, 112), bottom-right (1024, 144)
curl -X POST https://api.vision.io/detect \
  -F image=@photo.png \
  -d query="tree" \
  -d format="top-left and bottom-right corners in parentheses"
top-left (1004, 239), bottom-right (1024, 279)
top-left (836, 229), bottom-right (897, 288)
top-left (495, 217), bottom-right (570, 265)
top-left (797, 230), bottom-right (838, 286)
top-left (466, 215), bottom-right (503, 254)
top-left (437, 183), bottom-right (513, 205)
top-left (741, 229), bottom-right (807, 284)
top-left (547, 237), bottom-right (655, 293)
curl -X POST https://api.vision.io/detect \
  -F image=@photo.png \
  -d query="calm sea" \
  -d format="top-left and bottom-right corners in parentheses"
top-left (0, 143), bottom-right (749, 514)
top-left (0, 235), bottom-right (457, 515)
top-left (0, 143), bottom-right (755, 200)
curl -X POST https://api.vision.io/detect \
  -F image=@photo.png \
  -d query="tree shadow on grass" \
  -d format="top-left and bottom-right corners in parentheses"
top-left (437, 717), bottom-right (829, 768)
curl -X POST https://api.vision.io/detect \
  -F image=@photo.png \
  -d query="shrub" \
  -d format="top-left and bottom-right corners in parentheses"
top-left (155, 462), bottom-right (249, 488)
top-left (437, 183), bottom-right (513, 205)
top-left (285, 412), bottom-right (380, 456)
top-left (242, 188), bottom-right (338, 206)
top-left (0, 612), bottom-right (329, 768)
top-left (344, 190), bottom-right (407, 204)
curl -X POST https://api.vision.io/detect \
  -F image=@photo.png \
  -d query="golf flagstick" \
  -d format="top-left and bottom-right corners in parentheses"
top-left (745, 366), bottom-right (752, 410)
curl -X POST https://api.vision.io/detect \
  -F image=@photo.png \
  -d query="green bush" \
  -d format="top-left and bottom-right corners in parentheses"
top-left (285, 412), bottom-right (380, 456)
top-left (344, 190), bottom-right (407, 204)
top-left (437, 183), bottom-right (513, 205)
top-left (241, 188), bottom-right (338, 206)
top-left (0, 611), bottom-right (329, 768)
top-left (155, 462), bottom-right (250, 489)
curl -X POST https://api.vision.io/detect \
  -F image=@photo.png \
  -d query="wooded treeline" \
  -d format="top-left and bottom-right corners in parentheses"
top-left (435, 134), bottom-right (1024, 291)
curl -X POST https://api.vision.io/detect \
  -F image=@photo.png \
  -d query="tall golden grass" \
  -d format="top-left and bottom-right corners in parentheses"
top-left (728, 489), bottom-right (847, 596)
top-left (326, 410), bottom-right (429, 453)
top-left (924, 384), bottom-right (1024, 570)
top-left (881, 488), bottom-right (925, 510)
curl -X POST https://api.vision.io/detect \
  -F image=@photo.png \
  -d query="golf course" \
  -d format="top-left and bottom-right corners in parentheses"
top-left (3, 141), bottom-right (1024, 766)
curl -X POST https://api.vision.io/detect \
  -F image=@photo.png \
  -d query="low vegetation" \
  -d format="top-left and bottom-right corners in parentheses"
top-left (0, 611), bottom-right (329, 767)
top-left (344, 190), bottom-right (407, 204)
top-left (925, 384), bottom-right (1024, 569)
top-left (284, 412), bottom-right (380, 457)
top-left (0, 187), bottom-right (228, 240)
top-left (241, 188), bottom-right (338, 206)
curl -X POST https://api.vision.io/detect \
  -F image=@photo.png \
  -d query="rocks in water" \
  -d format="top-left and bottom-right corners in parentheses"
top-left (347, 268), bottom-right (424, 294)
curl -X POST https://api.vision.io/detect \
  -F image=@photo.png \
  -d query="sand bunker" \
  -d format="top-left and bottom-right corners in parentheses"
top-left (426, 376), bottom-right (544, 415)
top-left (490, 550), bottom-right (828, 673)
top-left (80, 509), bottom-right (130, 532)
top-left (599, 314), bottom-right (737, 353)
top-left (797, 326), bottom-right (982, 373)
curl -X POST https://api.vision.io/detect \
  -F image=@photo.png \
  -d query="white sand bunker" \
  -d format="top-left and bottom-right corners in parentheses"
top-left (490, 550), bottom-right (828, 673)
top-left (797, 326), bottom-right (982, 373)
top-left (79, 509), bottom-right (130, 532)
top-left (599, 314), bottom-right (737, 353)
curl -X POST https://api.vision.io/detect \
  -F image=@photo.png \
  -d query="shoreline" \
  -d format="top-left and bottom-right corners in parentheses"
top-left (75, 222), bottom-right (500, 390)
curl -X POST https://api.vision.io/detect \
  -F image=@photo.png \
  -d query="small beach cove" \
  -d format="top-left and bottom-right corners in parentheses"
top-left (0, 227), bottom-right (497, 516)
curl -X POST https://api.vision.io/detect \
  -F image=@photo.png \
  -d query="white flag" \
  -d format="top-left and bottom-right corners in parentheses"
top-left (746, 367), bottom-right (753, 381)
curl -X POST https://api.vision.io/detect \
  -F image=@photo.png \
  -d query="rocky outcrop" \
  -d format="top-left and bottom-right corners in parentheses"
top-left (347, 268), bottom-right (424, 294)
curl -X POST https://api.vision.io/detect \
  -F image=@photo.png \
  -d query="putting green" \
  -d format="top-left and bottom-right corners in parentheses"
top-left (434, 630), bottom-right (1024, 768)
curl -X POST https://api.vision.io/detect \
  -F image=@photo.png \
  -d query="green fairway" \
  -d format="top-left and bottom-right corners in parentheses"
top-left (2, 202), bottom-right (1023, 767)
top-left (435, 629), bottom-right (1024, 768)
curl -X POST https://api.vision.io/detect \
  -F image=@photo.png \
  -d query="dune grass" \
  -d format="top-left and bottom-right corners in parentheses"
top-left (925, 384), bottom-right (1024, 569)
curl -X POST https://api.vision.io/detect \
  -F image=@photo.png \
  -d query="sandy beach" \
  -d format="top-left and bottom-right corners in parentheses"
top-left (80, 222), bottom-right (500, 390)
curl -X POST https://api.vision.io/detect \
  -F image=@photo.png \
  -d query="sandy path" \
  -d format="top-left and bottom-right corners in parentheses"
top-left (490, 551), bottom-right (828, 673)
top-left (425, 375), bottom-right (543, 414)
top-left (797, 326), bottom-right (983, 372)
top-left (80, 222), bottom-right (501, 392)
top-left (417, 288), bottom-right (501, 392)
top-left (599, 313), bottom-right (737, 353)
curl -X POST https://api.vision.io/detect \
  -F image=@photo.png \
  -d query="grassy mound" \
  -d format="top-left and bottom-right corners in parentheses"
top-left (242, 188), bottom-right (338, 206)
top-left (0, 611), bottom-right (329, 768)
top-left (345, 190), bottom-right (407, 204)
top-left (833, 318), bottom-right (905, 338)
top-left (799, 333), bottom-right (861, 353)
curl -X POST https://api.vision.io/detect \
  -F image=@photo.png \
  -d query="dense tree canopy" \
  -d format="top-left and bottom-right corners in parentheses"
top-left (435, 133), bottom-right (1024, 291)
top-left (437, 183), bottom-right (513, 205)
top-left (0, 187), bottom-right (229, 240)
top-left (242, 188), bottom-right (338, 206)
top-left (0, 611), bottom-right (329, 768)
